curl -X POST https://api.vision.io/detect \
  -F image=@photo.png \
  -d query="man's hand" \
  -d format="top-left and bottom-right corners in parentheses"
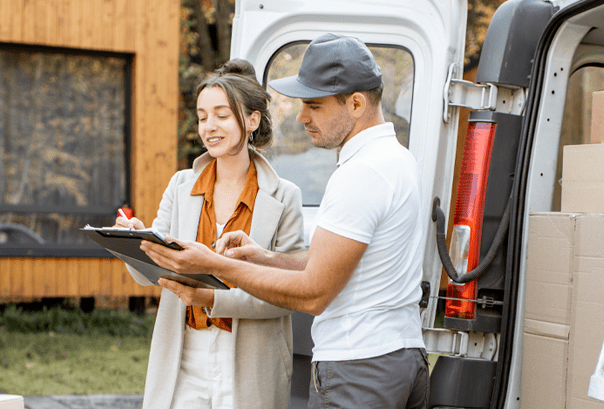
top-left (141, 236), bottom-right (216, 275)
top-left (157, 277), bottom-right (214, 307)
top-left (216, 230), bottom-right (267, 264)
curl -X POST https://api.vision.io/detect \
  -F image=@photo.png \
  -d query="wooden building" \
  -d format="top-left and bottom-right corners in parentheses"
top-left (0, 0), bottom-right (180, 301)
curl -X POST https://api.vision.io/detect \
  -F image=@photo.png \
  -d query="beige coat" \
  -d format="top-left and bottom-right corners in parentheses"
top-left (127, 151), bottom-right (305, 409)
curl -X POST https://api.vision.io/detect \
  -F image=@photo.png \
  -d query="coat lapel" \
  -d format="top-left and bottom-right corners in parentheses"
top-left (177, 178), bottom-right (204, 241)
top-left (250, 189), bottom-right (284, 249)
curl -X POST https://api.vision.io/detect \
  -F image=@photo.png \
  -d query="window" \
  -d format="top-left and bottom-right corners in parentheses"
top-left (0, 45), bottom-right (131, 257)
top-left (264, 43), bottom-right (414, 205)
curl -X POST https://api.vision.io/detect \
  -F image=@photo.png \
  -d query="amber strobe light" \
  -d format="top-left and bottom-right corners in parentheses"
top-left (445, 122), bottom-right (496, 319)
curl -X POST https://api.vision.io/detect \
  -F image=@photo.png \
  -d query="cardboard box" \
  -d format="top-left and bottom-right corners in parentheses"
top-left (592, 90), bottom-right (604, 144)
top-left (524, 213), bottom-right (575, 325)
top-left (561, 144), bottom-right (604, 213)
top-left (0, 395), bottom-right (23, 409)
top-left (521, 213), bottom-right (604, 409)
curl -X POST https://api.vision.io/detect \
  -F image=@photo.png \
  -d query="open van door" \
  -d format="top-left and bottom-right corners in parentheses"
top-left (229, 0), bottom-right (468, 406)
top-left (424, 0), bottom-right (604, 408)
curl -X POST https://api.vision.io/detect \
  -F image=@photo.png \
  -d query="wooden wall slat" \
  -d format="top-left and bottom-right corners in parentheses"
top-left (0, 258), bottom-right (11, 297)
top-left (1, 0), bottom-right (177, 300)
top-left (55, 259), bottom-right (68, 296)
top-left (98, 259), bottom-right (112, 296)
top-left (34, 0), bottom-right (48, 45)
top-left (80, 0), bottom-right (93, 48)
top-left (40, 259), bottom-right (56, 297)
top-left (46, 0), bottom-right (59, 45)
top-left (66, 258), bottom-right (80, 297)
top-left (22, 0), bottom-right (35, 43)
top-left (8, 1), bottom-right (24, 43)
top-left (113, 0), bottom-right (127, 51)
top-left (91, 0), bottom-right (103, 49)
top-left (101, 0), bottom-right (115, 50)
top-left (22, 259), bottom-right (34, 298)
top-left (0, 0), bottom-right (13, 41)
top-left (70, 0), bottom-right (82, 49)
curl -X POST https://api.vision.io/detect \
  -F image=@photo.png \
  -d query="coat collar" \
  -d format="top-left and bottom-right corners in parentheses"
top-left (185, 151), bottom-right (284, 248)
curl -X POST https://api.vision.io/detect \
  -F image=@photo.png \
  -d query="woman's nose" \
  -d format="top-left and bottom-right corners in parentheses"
top-left (205, 115), bottom-right (218, 129)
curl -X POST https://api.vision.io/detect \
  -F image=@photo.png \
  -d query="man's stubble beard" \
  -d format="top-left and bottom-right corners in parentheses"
top-left (309, 110), bottom-right (355, 150)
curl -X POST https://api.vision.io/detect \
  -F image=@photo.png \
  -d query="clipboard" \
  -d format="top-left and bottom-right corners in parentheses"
top-left (81, 227), bottom-right (229, 290)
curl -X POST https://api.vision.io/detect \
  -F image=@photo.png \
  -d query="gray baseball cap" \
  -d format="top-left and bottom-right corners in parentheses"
top-left (268, 33), bottom-right (383, 99)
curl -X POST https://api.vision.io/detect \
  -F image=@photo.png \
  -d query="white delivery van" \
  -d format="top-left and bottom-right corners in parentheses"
top-left (229, 0), bottom-right (604, 407)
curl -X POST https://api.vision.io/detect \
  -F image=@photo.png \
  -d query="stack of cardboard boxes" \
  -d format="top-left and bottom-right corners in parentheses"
top-left (521, 90), bottom-right (604, 408)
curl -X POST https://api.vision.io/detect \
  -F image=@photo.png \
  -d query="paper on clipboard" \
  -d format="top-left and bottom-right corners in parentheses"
top-left (81, 226), bottom-right (229, 290)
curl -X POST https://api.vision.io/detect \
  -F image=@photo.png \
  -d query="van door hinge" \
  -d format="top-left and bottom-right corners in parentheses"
top-left (443, 63), bottom-right (498, 122)
top-left (423, 328), bottom-right (470, 356)
top-left (423, 328), bottom-right (498, 359)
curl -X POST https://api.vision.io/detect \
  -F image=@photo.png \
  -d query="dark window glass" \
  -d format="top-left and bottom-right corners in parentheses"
top-left (0, 46), bottom-right (130, 256)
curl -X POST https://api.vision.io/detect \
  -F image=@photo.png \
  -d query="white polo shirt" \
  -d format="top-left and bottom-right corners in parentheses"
top-left (310, 122), bottom-right (426, 362)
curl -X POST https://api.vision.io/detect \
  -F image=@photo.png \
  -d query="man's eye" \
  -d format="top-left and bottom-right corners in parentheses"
top-left (198, 117), bottom-right (207, 122)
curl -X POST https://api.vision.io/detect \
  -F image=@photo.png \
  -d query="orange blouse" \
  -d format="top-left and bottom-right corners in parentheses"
top-left (186, 158), bottom-right (259, 332)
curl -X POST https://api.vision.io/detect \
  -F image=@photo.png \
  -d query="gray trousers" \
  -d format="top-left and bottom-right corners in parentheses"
top-left (308, 348), bottom-right (429, 409)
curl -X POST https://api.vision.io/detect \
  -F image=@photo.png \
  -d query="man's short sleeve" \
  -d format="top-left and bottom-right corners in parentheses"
top-left (316, 163), bottom-right (392, 244)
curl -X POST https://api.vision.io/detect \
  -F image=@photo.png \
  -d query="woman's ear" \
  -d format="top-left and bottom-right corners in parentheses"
top-left (247, 110), bottom-right (261, 133)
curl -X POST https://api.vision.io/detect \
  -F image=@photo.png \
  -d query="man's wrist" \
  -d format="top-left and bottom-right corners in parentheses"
top-left (263, 248), bottom-right (276, 266)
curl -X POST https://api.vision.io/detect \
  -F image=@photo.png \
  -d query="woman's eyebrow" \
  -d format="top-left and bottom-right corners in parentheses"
top-left (197, 104), bottom-right (230, 111)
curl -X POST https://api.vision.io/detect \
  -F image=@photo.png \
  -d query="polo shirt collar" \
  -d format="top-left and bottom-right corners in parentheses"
top-left (337, 122), bottom-right (395, 167)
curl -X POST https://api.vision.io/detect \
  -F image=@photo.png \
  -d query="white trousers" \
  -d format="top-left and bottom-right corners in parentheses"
top-left (170, 325), bottom-right (236, 409)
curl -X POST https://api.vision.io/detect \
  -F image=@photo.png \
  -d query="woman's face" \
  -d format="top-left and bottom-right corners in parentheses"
top-left (197, 86), bottom-right (249, 159)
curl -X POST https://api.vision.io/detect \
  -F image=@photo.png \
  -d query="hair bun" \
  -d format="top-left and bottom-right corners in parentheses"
top-left (218, 59), bottom-right (257, 79)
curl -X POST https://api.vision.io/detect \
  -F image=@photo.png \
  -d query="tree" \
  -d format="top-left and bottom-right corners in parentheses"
top-left (465, 0), bottom-right (506, 69)
top-left (178, 0), bottom-right (235, 169)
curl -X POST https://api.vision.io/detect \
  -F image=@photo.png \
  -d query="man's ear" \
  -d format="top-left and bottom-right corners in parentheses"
top-left (349, 92), bottom-right (367, 118)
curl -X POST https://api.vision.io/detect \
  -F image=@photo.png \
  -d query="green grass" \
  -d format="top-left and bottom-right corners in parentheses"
top-left (0, 305), bottom-right (154, 395)
top-left (0, 331), bottom-right (151, 395)
top-left (0, 304), bottom-right (155, 337)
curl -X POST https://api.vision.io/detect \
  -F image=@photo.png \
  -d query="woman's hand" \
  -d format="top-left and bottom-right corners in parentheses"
top-left (141, 236), bottom-right (216, 275)
top-left (158, 277), bottom-right (214, 308)
top-left (113, 216), bottom-right (146, 230)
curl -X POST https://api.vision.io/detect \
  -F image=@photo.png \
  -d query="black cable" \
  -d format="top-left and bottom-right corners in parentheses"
top-left (432, 196), bottom-right (511, 284)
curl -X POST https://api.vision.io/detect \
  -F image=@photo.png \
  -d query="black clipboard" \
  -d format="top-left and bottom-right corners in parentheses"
top-left (81, 227), bottom-right (229, 290)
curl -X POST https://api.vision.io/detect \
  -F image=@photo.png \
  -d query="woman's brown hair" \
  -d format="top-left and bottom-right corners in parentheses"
top-left (196, 59), bottom-right (273, 154)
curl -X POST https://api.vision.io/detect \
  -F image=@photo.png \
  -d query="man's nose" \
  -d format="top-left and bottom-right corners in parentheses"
top-left (296, 107), bottom-right (309, 123)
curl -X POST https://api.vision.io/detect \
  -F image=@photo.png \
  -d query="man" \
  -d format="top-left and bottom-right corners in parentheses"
top-left (143, 33), bottom-right (429, 408)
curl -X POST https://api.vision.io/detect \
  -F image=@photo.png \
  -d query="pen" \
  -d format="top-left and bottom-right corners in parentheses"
top-left (118, 208), bottom-right (129, 219)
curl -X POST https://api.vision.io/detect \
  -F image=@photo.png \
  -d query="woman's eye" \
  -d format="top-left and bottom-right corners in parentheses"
top-left (198, 117), bottom-right (206, 122)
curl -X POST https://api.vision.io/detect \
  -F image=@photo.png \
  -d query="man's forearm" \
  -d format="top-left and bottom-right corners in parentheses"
top-left (261, 248), bottom-right (308, 270)
top-left (210, 254), bottom-right (320, 314)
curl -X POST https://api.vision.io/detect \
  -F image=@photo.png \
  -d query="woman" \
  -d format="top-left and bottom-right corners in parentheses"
top-left (115, 59), bottom-right (305, 409)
